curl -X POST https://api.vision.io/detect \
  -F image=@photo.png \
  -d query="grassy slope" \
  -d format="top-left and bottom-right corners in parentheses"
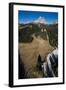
top-left (18, 23), bottom-right (58, 78)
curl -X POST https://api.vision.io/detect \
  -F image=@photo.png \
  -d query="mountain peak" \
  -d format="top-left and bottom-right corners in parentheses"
top-left (34, 16), bottom-right (47, 24)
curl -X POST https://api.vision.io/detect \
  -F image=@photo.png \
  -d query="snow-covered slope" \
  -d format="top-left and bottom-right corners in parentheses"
top-left (34, 16), bottom-right (47, 24)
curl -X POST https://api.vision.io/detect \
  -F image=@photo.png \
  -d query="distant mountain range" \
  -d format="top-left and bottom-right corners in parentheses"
top-left (19, 16), bottom-right (58, 25)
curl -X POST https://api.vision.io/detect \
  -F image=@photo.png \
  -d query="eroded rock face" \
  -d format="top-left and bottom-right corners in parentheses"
top-left (41, 48), bottom-right (58, 77)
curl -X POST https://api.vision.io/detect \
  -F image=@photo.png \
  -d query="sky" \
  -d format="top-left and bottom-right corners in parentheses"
top-left (18, 10), bottom-right (58, 24)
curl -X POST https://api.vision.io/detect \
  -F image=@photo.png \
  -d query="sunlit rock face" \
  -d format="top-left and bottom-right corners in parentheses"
top-left (41, 48), bottom-right (58, 77)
